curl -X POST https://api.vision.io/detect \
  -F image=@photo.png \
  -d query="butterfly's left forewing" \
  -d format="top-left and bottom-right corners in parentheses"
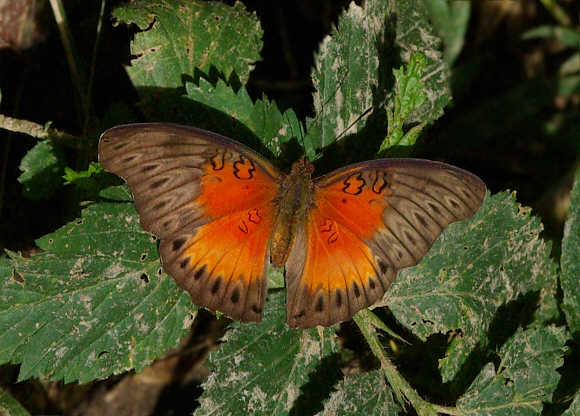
top-left (286, 159), bottom-right (486, 328)
top-left (99, 123), bottom-right (284, 323)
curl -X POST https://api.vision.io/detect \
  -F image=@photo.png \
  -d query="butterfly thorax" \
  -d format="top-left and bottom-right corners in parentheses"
top-left (269, 159), bottom-right (315, 267)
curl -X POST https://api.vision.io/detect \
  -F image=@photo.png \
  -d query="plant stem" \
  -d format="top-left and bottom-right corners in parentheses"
top-left (354, 309), bottom-right (463, 416)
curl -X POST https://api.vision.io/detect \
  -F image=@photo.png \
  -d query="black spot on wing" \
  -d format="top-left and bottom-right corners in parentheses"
top-left (230, 288), bottom-right (240, 304)
top-left (173, 238), bottom-right (186, 251)
top-left (211, 277), bottom-right (222, 294)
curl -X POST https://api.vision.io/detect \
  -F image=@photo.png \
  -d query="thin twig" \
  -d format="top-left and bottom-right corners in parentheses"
top-left (0, 115), bottom-right (80, 149)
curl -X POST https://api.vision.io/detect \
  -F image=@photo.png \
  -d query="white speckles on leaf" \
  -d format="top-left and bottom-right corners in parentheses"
top-left (102, 262), bottom-right (126, 280)
top-left (384, 192), bottom-right (559, 382)
top-left (457, 326), bottom-right (568, 413)
top-left (196, 292), bottom-right (338, 415)
top-left (247, 385), bottom-right (268, 412)
top-left (224, 370), bottom-right (250, 385)
top-left (349, 3), bottom-right (365, 20)
top-left (69, 257), bottom-right (89, 279)
top-left (298, 332), bottom-right (324, 367)
top-left (322, 371), bottom-right (400, 415)
top-left (2, 198), bottom-right (190, 383)
top-left (181, 312), bottom-right (195, 329)
top-left (55, 345), bottom-right (68, 359)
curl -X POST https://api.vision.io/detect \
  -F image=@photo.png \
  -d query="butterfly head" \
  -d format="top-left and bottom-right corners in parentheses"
top-left (290, 158), bottom-right (314, 177)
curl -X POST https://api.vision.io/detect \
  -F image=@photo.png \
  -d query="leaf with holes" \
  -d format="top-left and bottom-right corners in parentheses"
top-left (0, 187), bottom-right (193, 383)
top-left (113, 0), bottom-right (262, 88)
top-left (457, 326), bottom-right (568, 415)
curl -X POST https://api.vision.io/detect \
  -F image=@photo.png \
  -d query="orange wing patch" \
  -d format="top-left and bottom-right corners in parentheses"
top-left (286, 160), bottom-right (486, 328)
top-left (285, 183), bottom-right (396, 328)
top-left (99, 123), bottom-right (287, 324)
top-left (316, 177), bottom-right (389, 239)
top-left (160, 155), bottom-right (280, 323)
top-left (198, 152), bottom-right (276, 218)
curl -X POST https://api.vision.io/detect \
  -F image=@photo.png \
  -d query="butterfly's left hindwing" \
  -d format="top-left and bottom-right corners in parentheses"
top-left (286, 159), bottom-right (486, 328)
top-left (99, 123), bottom-right (284, 323)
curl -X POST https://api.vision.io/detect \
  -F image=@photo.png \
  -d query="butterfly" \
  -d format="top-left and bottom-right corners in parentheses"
top-left (98, 123), bottom-right (486, 328)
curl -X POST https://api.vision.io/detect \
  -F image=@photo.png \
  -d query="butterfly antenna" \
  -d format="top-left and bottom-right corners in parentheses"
top-left (335, 105), bottom-right (373, 142)
top-left (305, 70), bottom-right (350, 133)
top-left (299, 121), bottom-right (307, 158)
top-left (305, 67), bottom-right (374, 148)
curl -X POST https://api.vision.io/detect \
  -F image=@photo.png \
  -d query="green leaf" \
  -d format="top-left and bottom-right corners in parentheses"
top-left (62, 162), bottom-right (110, 200)
top-left (18, 141), bottom-right (67, 200)
top-left (457, 326), bottom-right (568, 415)
top-left (319, 371), bottom-right (401, 415)
top-left (561, 168), bottom-right (580, 341)
top-left (380, 53), bottom-right (427, 154)
top-left (522, 25), bottom-right (580, 48)
top-left (392, 0), bottom-right (450, 124)
top-left (196, 291), bottom-right (341, 415)
top-left (0, 389), bottom-right (31, 416)
top-left (560, 54), bottom-right (579, 77)
top-left (0, 196), bottom-right (193, 383)
top-left (424, 0), bottom-right (470, 67)
top-left (307, 0), bottom-right (449, 160)
top-left (307, 0), bottom-right (386, 158)
top-left (113, 0), bottom-right (262, 88)
top-left (98, 184), bottom-right (133, 202)
top-left (184, 78), bottom-right (302, 158)
top-left (381, 192), bottom-right (559, 382)
top-left (63, 162), bottom-right (101, 185)
top-left (563, 391), bottom-right (580, 415)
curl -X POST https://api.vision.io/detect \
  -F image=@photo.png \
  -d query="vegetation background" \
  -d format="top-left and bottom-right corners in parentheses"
top-left (0, 0), bottom-right (578, 415)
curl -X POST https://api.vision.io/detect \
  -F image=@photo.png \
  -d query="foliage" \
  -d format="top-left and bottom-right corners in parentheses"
top-left (562, 169), bottom-right (580, 341)
top-left (17, 141), bottom-right (67, 200)
top-left (380, 53), bottom-right (427, 156)
top-left (0, 0), bottom-right (578, 415)
top-left (0, 389), bottom-right (30, 416)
